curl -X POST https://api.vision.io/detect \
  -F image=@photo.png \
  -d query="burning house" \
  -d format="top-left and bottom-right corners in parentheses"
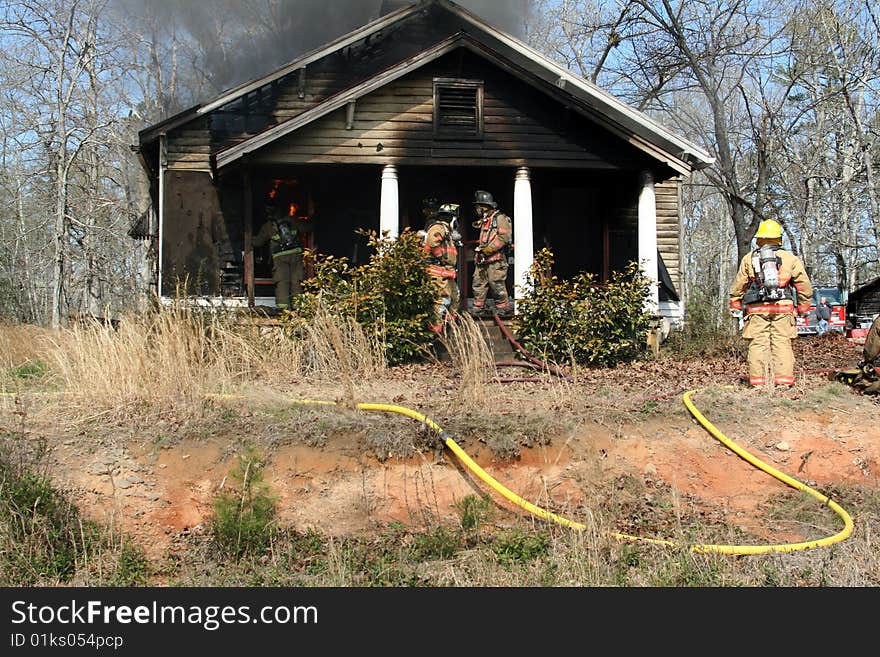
top-left (136, 0), bottom-right (713, 325)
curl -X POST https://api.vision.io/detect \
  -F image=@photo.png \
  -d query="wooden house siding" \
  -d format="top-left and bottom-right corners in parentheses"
top-left (166, 7), bottom-right (472, 164)
top-left (848, 277), bottom-right (880, 320)
top-left (655, 178), bottom-right (681, 295)
top-left (166, 119), bottom-right (212, 171)
top-left (251, 53), bottom-right (647, 170)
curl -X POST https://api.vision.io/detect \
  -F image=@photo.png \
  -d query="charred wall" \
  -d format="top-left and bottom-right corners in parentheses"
top-left (161, 170), bottom-right (232, 296)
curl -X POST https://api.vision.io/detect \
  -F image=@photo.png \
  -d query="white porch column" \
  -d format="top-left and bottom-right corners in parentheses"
top-left (379, 164), bottom-right (399, 239)
top-left (513, 166), bottom-right (534, 311)
top-left (638, 170), bottom-right (659, 314)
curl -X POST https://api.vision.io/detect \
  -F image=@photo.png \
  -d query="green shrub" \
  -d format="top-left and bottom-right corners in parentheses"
top-left (413, 525), bottom-right (462, 560)
top-left (210, 446), bottom-right (278, 560)
top-left (0, 466), bottom-right (102, 584)
top-left (516, 249), bottom-right (653, 367)
top-left (492, 528), bottom-right (551, 565)
top-left (111, 541), bottom-right (151, 586)
top-left (292, 229), bottom-right (437, 365)
top-left (455, 494), bottom-right (492, 533)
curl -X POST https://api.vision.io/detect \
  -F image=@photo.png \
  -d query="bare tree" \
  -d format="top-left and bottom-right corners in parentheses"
top-left (526, 0), bottom-right (880, 310)
top-left (0, 0), bottom-right (151, 326)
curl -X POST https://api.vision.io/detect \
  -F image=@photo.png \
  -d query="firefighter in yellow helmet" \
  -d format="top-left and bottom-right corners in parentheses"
top-left (729, 219), bottom-right (812, 386)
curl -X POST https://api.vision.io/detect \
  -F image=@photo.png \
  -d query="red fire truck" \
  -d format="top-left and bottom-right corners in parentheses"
top-left (796, 286), bottom-right (847, 336)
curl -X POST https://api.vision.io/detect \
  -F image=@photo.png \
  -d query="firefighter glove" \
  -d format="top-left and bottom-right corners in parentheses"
top-left (730, 309), bottom-right (742, 319)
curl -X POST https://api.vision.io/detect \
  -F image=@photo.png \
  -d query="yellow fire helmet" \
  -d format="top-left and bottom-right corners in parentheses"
top-left (755, 219), bottom-right (783, 240)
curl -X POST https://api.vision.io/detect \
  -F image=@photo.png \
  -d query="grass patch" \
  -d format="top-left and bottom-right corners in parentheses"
top-left (7, 361), bottom-right (47, 380)
top-left (0, 437), bottom-right (151, 586)
top-left (491, 527), bottom-right (551, 566)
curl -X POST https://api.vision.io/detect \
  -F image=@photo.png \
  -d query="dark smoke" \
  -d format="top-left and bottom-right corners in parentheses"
top-left (112, 0), bottom-right (531, 105)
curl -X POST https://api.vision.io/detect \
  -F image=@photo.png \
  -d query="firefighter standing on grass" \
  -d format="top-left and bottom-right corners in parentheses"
top-left (470, 190), bottom-right (512, 316)
top-left (423, 203), bottom-right (461, 333)
top-left (729, 219), bottom-right (812, 387)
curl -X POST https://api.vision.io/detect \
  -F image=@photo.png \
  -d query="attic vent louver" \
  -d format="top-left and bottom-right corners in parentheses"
top-left (434, 78), bottom-right (483, 139)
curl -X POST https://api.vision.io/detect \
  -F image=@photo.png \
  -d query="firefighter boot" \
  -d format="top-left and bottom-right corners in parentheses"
top-left (494, 300), bottom-right (513, 318)
top-left (835, 367), bottom-right (864, 387)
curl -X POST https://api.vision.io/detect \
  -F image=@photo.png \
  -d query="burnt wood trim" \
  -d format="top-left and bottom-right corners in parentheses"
top-left (345, 100), bottom-right (357, 129)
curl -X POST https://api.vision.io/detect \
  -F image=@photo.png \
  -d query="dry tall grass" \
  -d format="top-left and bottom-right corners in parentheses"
top-left (1, 301), bottom-right (385, 420)
top-left (0, 322), bottom-right (54, 370)
top-left (440, 314), bottom-right (496, 408)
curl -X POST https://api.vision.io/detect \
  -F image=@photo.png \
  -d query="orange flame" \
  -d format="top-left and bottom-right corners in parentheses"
top-left (288, 202), bottom-right (297, 216)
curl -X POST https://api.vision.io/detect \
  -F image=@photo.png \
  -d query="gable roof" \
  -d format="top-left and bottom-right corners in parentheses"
top-left (140, 0), bottom-right (714, 176)
top-left (849, 276), bottom-right (880, 302)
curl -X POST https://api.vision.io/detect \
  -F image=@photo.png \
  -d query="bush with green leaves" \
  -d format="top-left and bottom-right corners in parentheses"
top-left (516, 248), bottom-right (653, 367)
top-left (210, 446), bottom-right (278, 560)
top-left (663, 287), bottom-right (742, 358)
top-left (0, 463), bottom-right (102, 584)
top-left (291, 228), bottom-right (438, 365)
top-left (491, 528), bottom-right (551, 565)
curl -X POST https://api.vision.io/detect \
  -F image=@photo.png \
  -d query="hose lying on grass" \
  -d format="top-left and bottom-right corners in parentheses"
top-left (286, 389), bottom-right (853, 556)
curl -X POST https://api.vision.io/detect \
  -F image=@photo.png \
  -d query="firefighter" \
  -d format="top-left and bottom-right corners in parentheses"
top-left (835, 315), bottom-right (880, 394)
top-left (729, 219), bottom-right (813, 386)
top-left (253, 202), bottom-right (313, 309)
top-left (470, 190), bottom-right (512, 317)
top-left (423, 203), bottom-right (461, 333)
top-left (420, 196), bottom-right (440, 226)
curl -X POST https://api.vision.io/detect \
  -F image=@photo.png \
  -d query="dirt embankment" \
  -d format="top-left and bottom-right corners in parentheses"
top-left (23, 334), bottom-right (880, 558)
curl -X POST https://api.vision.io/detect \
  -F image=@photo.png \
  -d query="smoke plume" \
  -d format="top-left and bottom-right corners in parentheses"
top-left (112, 0), bottom-right (532, 105)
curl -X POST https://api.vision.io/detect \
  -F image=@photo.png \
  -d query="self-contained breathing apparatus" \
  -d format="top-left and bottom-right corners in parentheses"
top-left (742, 245), bottom-right (793, 305)
top-left (835, 325), bottom-right (880, 392)
top-left (422, 205), bottom-right (461, 257)
top-left (265, 203), bottom-right (299, 253)
top-left (473, 210), bottom-right (511, 265)
top-left (275, 219), bottom-right (298, 252)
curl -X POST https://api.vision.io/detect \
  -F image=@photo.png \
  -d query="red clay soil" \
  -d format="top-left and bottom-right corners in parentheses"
top-left (33, 333), bottom-right (880, 559)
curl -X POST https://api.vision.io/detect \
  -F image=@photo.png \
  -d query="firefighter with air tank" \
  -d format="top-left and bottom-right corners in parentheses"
top-left (729, 218), bottom-right (812, 387)
top-left (422, 202), bottom-right (462, 334)
top-left (470, 190), bottom-right (513, 317)
top-left (254, 201), bottom-right (313, 309)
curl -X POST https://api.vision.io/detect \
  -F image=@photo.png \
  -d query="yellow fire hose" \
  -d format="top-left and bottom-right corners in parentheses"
top-left (4, 389), bottom-right (854, 554)
top-left (293, 390), bottom-right (853, 555)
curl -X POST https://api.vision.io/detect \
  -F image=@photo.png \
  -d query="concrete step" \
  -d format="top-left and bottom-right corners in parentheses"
top-left (433, 314), bottom-right (520, 362)
top-left (476, 315), bottom-right (517, 360)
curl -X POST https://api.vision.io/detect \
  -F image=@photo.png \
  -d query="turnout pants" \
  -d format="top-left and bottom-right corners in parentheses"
top-left (272, 252), bottom-right (304, 309)
top-left (472, 259), bottom-right (510, 310)
top-left (742, 312), bottom-right (796, 386)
